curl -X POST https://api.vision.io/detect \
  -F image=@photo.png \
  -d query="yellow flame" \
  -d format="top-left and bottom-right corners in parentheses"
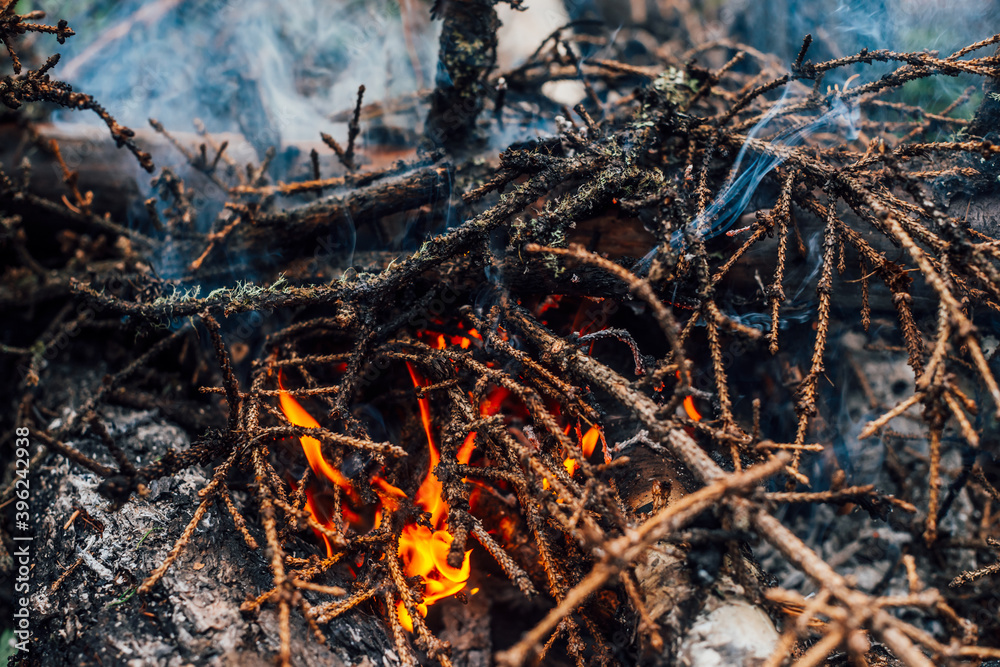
top-left (563, 457), bottom-right (579, 477)
top-left (399, 362), bottom-right (472, 631)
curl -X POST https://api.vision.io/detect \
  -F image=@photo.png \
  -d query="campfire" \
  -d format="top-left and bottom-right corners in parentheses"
top-left (3, 1), bottom-right (1000, 666)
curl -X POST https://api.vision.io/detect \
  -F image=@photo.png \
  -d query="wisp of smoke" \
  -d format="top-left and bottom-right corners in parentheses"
top-left (720, 232), bottom-right (827, 332)
top-left (691, 94), bottom-right (859, 240)
top-left (633, 83), bottom-right (860, 277)
top-left (52, 1), bottom-right (439, 147)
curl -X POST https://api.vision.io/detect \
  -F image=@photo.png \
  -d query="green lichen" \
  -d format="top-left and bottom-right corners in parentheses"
top-left (150, 284), bottom-right (201, 308)
top-left (648, 67), bottom-right (699, 109)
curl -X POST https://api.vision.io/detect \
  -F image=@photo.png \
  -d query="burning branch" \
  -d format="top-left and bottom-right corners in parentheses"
top-left (5, 4), bottom-right (1000, 666)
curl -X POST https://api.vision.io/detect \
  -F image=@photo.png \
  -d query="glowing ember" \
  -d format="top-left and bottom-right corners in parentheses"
top-left (497, 516), bottom-right (517, 544)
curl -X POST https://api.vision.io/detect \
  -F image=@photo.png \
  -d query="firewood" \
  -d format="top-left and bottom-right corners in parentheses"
top-left (4, 2), bottom-right (1000, 666)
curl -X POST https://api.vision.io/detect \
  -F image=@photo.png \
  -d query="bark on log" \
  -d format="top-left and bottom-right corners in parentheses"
top-left (424, 0), bottom-right (499, 152)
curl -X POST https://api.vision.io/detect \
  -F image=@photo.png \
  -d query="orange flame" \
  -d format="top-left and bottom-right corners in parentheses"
top-left (422, 324), bottom-right (481, 352)
top-left (581, 425), bottom-right (601, 458)
top-left (278, 378), bottom-right (353, 494)
top-left (396, 362), bottom-right (473, 631)
top-left (304, 487), bottom-right (334, 558)
top-left (457, 432), bottom-right (478, 466)
top-left (560, 425), bottom-right (600, 479)
top-left (540, 423), bottom-right (606, 495)
top-left (683, 395), bottom-right (703, 422)
top-left (371, 475), bottom-right (406, 530)
top-left (407, 363), bottom-right (447, 525)
top-left (278, 360), bottom-right (511, 633)
top-left (675, 371), bottom-right (704, 422)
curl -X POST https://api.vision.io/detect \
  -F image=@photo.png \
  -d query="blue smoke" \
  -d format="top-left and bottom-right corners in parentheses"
top-left (693, 96), bottom-right (859, 240)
